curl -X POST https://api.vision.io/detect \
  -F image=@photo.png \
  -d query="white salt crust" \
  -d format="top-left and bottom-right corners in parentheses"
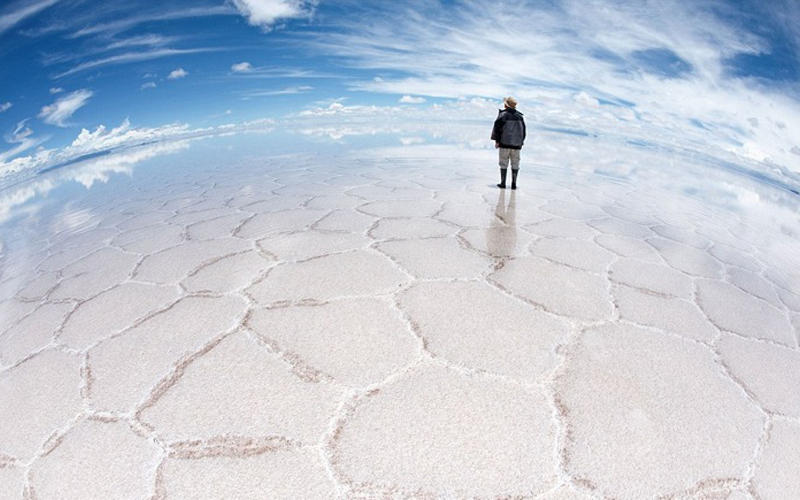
top-left (0, 156), bottom-right (797, 498)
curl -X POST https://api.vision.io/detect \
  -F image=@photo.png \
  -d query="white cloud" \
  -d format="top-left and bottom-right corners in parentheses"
top-left (55, 48), bottom-right (217, 78)
top-left (38, 89), bottom-right (93, 127)
top-left (305, 0), bottom-right (800, 173)
top-left (141, 81), bottom-right (157, 90)
top-left (231, 0), bottom-right (315, 30)
top-left (69, 6), bottom-right (236, 38)
top-left (291, 100), bottom-right (496, 143)
top-left (0, 102), bottom-right (11, 112)
top-left (0, 117), bottom-right (275, 184)
top-left (399, 95), bottom-right (426, 104)
top-left (7, 119), bottom-right (33, 142)
top-left (67, 119), bottom-right (188, 153)
top-left (225, 67), bottom-right (341, 79)
top-left (231, 61), bottom-right (253, 73)
top-left (49, 87), bottom-right (63, 94)
top-left (0, 0), bottom-right (59, 34)
top-left (106, 34), bottom-right (178, 50)
top-left (0, 139), bottom-right (192, 223)
top-left (241, 85), bottom-right (313, 97)
top-left (167, 67), bottom-right (188, 79)
top-left (2, 120), bottom-right (32, 154)
top-left (41, 34), bottom-right (184, 67)
top-left (0, 119), bottom-right (50, 172)
top-left (286, 96), bottom-right (800, 190)
top-left (573, 91), bottom-right (599, 108)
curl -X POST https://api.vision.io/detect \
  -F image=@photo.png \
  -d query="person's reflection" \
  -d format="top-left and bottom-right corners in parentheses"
top-left (485, 189), bottom-right (517, 258)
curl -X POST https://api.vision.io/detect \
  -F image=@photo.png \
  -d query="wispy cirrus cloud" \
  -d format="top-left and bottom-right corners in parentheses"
top-left (42, 33), bottom-right (183, 67)
top-left (7, 120), bottom-right (34, 143)
top-left (225, 65), bottom-right (342, 79)
top-left (240, 85), bottom-right (313, 97)
top-left (231, 0), bottom-right (316, 31)
top-left (69, 5), bottom-right (236, 38)
top-left (312, 1), bottom-right (765, 96)
top-left (105, 33), bottom-right (180, 50)
top-left (38, 89), bottom-right (93, 127)
top-left (1, 119), bottom-right (49, 166)
top-left (0, 0), bottom-right (59, 35)
top-left (0, 102), bottom-right (11, 112)
top-left (53, 48), bottom-right (219, 78)
top-left (307, 0), bottom-right (800, 171)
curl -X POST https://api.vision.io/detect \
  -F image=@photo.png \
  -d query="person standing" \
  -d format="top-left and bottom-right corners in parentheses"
top-left (491, 96), bottom-right (526, 189)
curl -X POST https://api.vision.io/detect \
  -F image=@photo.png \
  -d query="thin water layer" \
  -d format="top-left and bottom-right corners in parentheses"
top-left (0, 130), bottom-right (799, 498)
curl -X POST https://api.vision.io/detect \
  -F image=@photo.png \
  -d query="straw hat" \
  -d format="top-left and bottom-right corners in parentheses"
top-left (503, 96), bottom-right (518, 108)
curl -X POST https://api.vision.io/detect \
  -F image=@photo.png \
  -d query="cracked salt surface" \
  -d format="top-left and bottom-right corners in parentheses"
top-left (331, 362), bottom-right (558, 496)
top-left (0, 136), bottom-right (799, 498)
top-left (159, 445), bottom-right (336, 498)
top-left (30, 418), bottom-right (160, 500)
top-left (248, 298), bottom-right (418, 387)
top-left (490, 256), bottom-right (614, 320)
top-left (752, 419), bottom-right (800, 497)
top-left (555, 323), bottom-right (763, 497)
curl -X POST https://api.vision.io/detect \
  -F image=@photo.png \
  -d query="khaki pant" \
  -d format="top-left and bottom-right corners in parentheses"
top-left (498, 148), bottom-right (520, 170)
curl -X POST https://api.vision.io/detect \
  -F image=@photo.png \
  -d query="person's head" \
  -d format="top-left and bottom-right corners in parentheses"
top-left (503, 96), bottom-right (517, 109)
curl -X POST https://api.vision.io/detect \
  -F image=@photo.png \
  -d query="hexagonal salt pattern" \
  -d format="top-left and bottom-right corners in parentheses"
top-left (1, 152), bottom-right (798, 497)
top-left (329, 362), bottom-right (558, 497)
top-left (0, 350), bottom-right (83, 460)
top-left (752, 419), bottom-right (800, 497)
top-left (397, 280), bottom-right (570, 382)
top-left (60, 282), bottom-right (180, 350)
top-left (30, 418), bottom-right (160, 500)
top-left (697, 279), bottom-right (794, 346)
top-left (246, 249), bottom-right (409, 304)
top-left (718, 334), bottom-right (800, 417)
top-left (247, 299), bottom-right (419, 387)
top-left (0, 302), bottom-right (73, 365)
top-left (555, 323), bottom-right (763, 498)
top-left (490, 256), bottom-right (613, 320)
top-left (88, 295), bottom-right (248, 412)
top-left (138, 332), bottom-right (343, 444)
top-left (376, 237), bottom-right (493, 279)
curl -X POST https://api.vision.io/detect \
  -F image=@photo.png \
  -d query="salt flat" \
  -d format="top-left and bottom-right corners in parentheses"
top-left (0, 139), bottom-right (799, 499)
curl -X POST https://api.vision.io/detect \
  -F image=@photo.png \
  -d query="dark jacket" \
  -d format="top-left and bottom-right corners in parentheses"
top-left (491, 108), bottom-right (526, 149)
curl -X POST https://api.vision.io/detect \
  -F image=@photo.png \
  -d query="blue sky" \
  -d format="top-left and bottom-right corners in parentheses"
top-left (1, 0), bottom-right (799, 176)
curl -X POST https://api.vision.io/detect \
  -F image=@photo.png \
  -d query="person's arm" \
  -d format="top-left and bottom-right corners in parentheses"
top-left (491, 117), bottom-right (501, 142)
top-left (492, 112), bottom-right (504, 147)
top-left (522, 118), bottom-right (526, 144)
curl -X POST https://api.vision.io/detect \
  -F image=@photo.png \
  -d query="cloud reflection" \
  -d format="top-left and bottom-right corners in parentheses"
top-left (0, 139), bottom-right (190, 223)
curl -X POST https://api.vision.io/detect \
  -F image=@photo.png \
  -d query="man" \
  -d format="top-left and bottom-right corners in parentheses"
top-left (490, 96), bottom-right (526, 189)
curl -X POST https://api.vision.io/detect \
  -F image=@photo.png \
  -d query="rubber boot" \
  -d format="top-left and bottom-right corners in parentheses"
top-left (497, 169), bottom-right (507, 189)
top-left (511, 169), bottom-right (518, 190)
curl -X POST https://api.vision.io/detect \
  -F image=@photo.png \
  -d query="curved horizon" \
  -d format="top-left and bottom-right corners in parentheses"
top-left (1, 0), bottom-right (799, 183)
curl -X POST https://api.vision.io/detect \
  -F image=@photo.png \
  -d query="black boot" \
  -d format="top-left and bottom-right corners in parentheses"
top-left (497, 169), bottom-right (507, 189)
top-left (511, 169), bottom-right (518, 190)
